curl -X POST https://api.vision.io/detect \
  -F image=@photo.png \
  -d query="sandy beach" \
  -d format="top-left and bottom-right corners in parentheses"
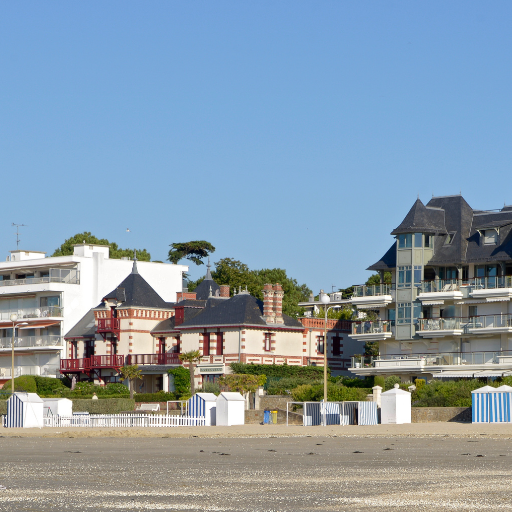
top-left (1, 423), bottom-right (512, 511)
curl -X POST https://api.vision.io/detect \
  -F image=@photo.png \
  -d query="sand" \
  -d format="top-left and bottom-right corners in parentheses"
top-left (1, 423), bottom-right (512, 511)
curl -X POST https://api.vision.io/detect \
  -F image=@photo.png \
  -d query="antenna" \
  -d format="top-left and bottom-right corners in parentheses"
top-left (12, 223), bottom-right (26, 249)
top-left (331, 285), bottom-right (336, 293)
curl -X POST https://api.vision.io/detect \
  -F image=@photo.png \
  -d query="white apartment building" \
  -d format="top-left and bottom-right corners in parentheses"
top-left (0, 244), bottom-right (187, 384)
top-left (348, 195), bottom-right (512, 381)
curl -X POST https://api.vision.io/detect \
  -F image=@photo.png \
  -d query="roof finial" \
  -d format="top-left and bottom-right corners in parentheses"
top-left (131, 249), bottom-right (138, 274)
top-left (206, 256), bottom-right (212, 280)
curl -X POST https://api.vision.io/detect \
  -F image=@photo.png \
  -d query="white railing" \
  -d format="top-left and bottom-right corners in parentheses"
top-left (0, 269), bottom-right (80, 287)
top-left (0, 336), bottom-right (62, 349)
top-left (0, 306), bottom-right (64, 321)
top-left (0, 365), bottom-right (59, 378)
top-left (43, 414), bottom-right (206, 428)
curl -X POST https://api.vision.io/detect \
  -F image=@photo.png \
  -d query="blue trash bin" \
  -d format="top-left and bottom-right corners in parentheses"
top-left (263, 410), bottom-right (270, 424)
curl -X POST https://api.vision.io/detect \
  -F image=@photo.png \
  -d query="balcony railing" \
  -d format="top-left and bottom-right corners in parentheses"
top-left (0, 268), bottom-right (80, 287)
top-left (418, 315), bottom-right (512, 332)
top-left (0, 335), bottom-right (62, 349)
top-left (418, 318), bottom-right (462, 331)
top-left (351, 320), bottom-right (393, 336)
top-left (299, 317), bottom-right (352, 331)
top-left (90, 355), bottom-right (124, 368)
top-left (420, 276), bottom-right (512, 294)
top-left (352, 284), bottom-right (394, 298)
top-left (126, 353), bottom-right (181, 366)
top-left (0, 365), bottom-right (59, 378)
top-left (0, 306), bottom-right (63, 321)
top-left (351, 350), bottom-right (512, 369)
top-left (97, 318), bottom-right (120, 331)
top-left (466, 314), bottom-right (512, 330)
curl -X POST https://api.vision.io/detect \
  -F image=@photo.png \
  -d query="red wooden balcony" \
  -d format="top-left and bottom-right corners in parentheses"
top-left (60, 355), bottom-right (124, 373)
top-left (60, 358), bottom-right (91, 372)
top-left (90, 355), bottom-right (124, 369)
top-left (299, 317), bottom-right (352, 332)
top-left (97, 318), bottom-right (120, 332)
top-left (126, 353), bottom-right (181, 366)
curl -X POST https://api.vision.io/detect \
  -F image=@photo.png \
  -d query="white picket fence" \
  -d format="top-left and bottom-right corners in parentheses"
top-left (43, 414), bottom-right (206, 428)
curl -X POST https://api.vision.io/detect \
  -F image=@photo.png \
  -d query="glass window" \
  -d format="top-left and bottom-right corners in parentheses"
top-left (424, 235), bottom-right (433, 248)
top-left (398, 266), bottom-right (412, 288)
top-left (484, 230), bottom-right (497, 245)
top-left (444, 232), bottom-right (456, 245)
top-left (387, 309), bottom-right (396, 323)
top-left (414, 233), bottom-right (422, 248)
top-left (475, 266), bottom-right (486, 278)
top-left (398, 234), bottom-right (412, 249)
top-left (414, 266), bottom-right (422, 285)
top-left (264, 333), bottom-right (271, 352)
top-left (317, 336), bottom-right (324, 354)
top-left (397, 303), bottom-right (411, 324)
top-left (413, 301), bottom-right (422, 320)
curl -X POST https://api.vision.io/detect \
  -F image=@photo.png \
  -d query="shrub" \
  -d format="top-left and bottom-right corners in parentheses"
top-left (34, 376), bottom-right (68, 396)
top-left (72, 398), bottom-right (135, 414)
top-left (10, 375), bottom-right (37, 393)
top-left (201, 381), bottom-right (220, 395)
top-left (291, 383), bottom-right (369, 402)
top-left (99, 383), bottom-right (130, 396)
top-left (414, 378), bottom-right (426, 391)
top-left (384, 375), bottom-right (402, 390)
top-left (338, 376), bottom-right (375, 388)
top-left (230, 363), bottom-right (326, 380)
top-left (168, 367), bottom-right (190, 397)
top-left (134, 391), bottom-right (176, 402)
top-left (374, 376), bottom-right (385, 389)
top-left (413, 379), bottom-right (485, 407)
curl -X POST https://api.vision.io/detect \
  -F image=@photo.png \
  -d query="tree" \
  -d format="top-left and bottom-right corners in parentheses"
top-left (178, 350), bottom-right (201, 395)
top-left (315, 306), bottom-right (354, 320)
top-left (366, 272), bottom-right (392, 286)
top-left (218, 374), bottom-right (267, 394)
top-left (168, 241), bottom-right (215, 265)
top-left (52, 232), bottom-right (151, 261)
top-left (211, 258), bottom-right (312, 317)
top-left (118, 365), bottom-right (143, 399)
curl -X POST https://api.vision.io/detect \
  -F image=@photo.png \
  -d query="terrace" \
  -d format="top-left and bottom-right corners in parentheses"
top-left (0, 335), bottom-right (62, 349)
top-left (0, 268), bottom-right (80, 288)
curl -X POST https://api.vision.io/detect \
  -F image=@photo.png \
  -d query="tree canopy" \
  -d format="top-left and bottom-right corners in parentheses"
top-left (52, 232), bottom-right (151, 261)
top-left (168, 241), bottom-right (215, 265)
top-left (188, 258), bottom-right (312, 317)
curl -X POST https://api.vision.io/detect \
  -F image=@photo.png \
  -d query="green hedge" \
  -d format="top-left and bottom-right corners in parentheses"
top-left (291, 383), bottom-right (369, 402)
top-left (134, 391), bottom-right (176, 402)
top-left (230, 363), bottom-right (326, 379)
top-left (71, 398), bottom-right (135, 414)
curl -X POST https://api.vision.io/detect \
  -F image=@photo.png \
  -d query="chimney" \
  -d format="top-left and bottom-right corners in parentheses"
top-left (220, 285), bottom-right (230, 298)
top-left (273, 283), bottom-right (284, 324)
top-left (262, 283), bottom-right (275, 323)
top-left (176, 292), bottom-right (197, 302)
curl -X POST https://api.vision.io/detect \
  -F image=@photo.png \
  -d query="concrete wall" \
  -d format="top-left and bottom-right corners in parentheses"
top-left (412, 407), bottom-right (471, 423)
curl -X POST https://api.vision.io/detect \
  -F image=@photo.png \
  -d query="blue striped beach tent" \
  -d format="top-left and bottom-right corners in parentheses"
top-left (471, 386), bottom-right (494, 423)
top-left (303, 402), bottom-right (342, 426)
top-left (187, 393), bottom-right (217, 426)
top-left (6, 393), bottom-right (44, 428)
top-left (489, 385), bottom-right (512, 423)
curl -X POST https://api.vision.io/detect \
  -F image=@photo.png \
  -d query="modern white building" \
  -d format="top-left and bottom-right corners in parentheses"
top-left (348, 195), bottom-right (512, 381)
top-left (0, 244), bottom-right (187, 385)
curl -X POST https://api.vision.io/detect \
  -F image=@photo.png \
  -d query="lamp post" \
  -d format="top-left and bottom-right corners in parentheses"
top-left (10, 313), bottom-right (28, 393)
top-left (320, 292), bottom-right (332, 426)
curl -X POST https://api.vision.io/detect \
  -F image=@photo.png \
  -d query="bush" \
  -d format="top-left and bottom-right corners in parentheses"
top-left (10, 375), bottom-right (37, 393)
top-left (34, 376), bottom-right (68, 396)
top-left (384, 375), bottom-right (402, 390)
top-left (337, 376), bottom-right (375, 388)
top-left (168, 367), bottom-right (190, 397)
top-left (291, 383), bottom-right (369, 402)
top-left (99, 383), bottom-right (130, 396)
top-left (72, 398), bottom-right (135, 414)
top-left (201, 381), bottom-right (220, 395)
top-left (374, 376), bottom-right (385, 389)
top-left (414, 378), bottom-right (426, 391)
top-left (413, 379), bottom-right (485, 407)
top-left (134, 391), bottom-right (176, 402)
top-left (230, 363), bottom-right (326, 380)
top-left (266, 376), bottom-right (322, 395)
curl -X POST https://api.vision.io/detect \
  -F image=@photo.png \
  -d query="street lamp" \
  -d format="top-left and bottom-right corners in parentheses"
top-left (320, 291), bottom-right (332, 426)
top-left (10, 313), bottom-right (28, 393)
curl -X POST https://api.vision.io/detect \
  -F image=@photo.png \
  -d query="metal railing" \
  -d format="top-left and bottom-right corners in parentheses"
top-left (0, 335), bottom-right (62, 349)
top-left (0, 306), bottom-right (63, 321)
top-left (351, 320), bottom-right (393, 336)
top-left (351, 350), bottom-right (512, 369)
top-left (0, 365), bottom-right (59, 378)
top-left (0, 268), bottom-right (80, 287)
top-left (420, 276), bottom-right (512, 294)
top-left (465, 314), bottom-right (512, 330)
top-left (418, 318), bottom-right (462, 331)
top-left (352, 284), bottom-right (394, 298)
top-left (418, 315), bottom-right (512, 332)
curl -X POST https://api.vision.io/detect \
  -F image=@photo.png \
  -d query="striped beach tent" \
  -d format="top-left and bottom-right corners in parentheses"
top-left (471, 386), bottom-right (494, 423)
top-left (187, 393), bottom-right (217, 426)
top-left (357, 401), bottom-right (378, 425)
top-left (6, 393), bottom-right (44, 428)
top-left (489, 385), bottom-right (512, 423)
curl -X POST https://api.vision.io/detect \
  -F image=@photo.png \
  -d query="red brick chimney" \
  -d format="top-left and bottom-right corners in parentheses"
top-left (273, 283), bottom-right (284, 324)
top-left (176, 291), bottom-right (197, 302)
top-left (220, 285), bottom-right (230, 298)
top-left (263, 283), bottom-right (275, 323)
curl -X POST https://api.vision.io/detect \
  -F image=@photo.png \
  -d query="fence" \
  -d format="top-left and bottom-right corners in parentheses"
top-left (42, 414), bottom-right (205, 428)
top-left (286, 401), bottom-right (378, 426)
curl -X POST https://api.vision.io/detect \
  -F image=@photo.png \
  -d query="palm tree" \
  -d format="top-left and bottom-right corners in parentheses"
top-left (119, 364), bottom-right (143, 399)
top-left (178, 350), bottom-right (201, 395)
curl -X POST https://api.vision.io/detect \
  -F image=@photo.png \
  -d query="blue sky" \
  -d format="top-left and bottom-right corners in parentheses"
top-left (2, 2), bottom-right (512, 294)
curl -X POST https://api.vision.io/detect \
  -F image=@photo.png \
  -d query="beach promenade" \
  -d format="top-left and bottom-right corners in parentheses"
top-left (1, 423), bottom-right (511, 511)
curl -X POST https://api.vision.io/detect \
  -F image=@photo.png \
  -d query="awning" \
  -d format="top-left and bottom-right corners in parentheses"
top-left (356, 304), bottom-right (382, 309)
top-left (432, 372), bottom-right (475, 378)
top-left (422, 300), bottom-right (444, 305)
top-left (473, 370), bottom-right (507, 377)
top-left (486, 297), bottom-right (510, 302)
top-left (18, 321), bottom-right (60, 330)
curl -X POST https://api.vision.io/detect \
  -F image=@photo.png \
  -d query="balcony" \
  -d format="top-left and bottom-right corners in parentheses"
top-left (97, 318), bottom-right (120, 332)
top-left (0, 335), bottom-right (62, 349)
top-left (465, 314), bottom-right (512, 335)
top-left (417, 279), bottom-right (464, 302)
top-left (299, 317), bottom-right (352, 331)
top-left (350, 284), bottom-right (394, 309)
top-left (126, 353), bottom-right (181, 366)
top-left (0, 306), bottom-right (64, 322)
top-left (417, 317), bottom-right (463, 338)
top-left (350, 350), bottom-right (512, 376)
top-left (349, 320), bottom-right (394, 341)
top-left (60, 355), bottom-right (124, 374)
top-left (0, 365), bottom-right (59, 378)
top-left (0, 268), bottom-right (80, 288)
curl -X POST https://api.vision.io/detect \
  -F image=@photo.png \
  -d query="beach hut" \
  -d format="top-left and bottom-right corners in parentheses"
top-left (216, 392), bottom-right (245, 426)
top-left (188, 393), bottom-right (217, 426)
top-left (6, 393), bottom-right (44, 428)
top-left (488, 386), bottom-right (512, 423)
top-left (357, 401), bottom-right (378, 426)
top-left (381, 385), bottom-right (411, 424)
top-left (303, 402), bottom-right (342, 426)
top-left (42, 398), bottom-right (73, 417)
top-left (471, 385), bottom-right (494, 423)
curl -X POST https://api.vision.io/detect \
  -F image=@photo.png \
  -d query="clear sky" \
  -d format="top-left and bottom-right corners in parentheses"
top-left (2, 2), bottom-right (512, 294)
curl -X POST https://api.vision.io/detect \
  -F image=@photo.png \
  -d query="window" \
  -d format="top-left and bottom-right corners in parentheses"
top-left (444, 232), bottom-right (456, 245)
top-left (332, 336), bottom-right (341, 356)
top-left (388, 308), bottom-right (396, 325)
top-left (424, 234), bottom-right (433, 248)
top-left (413, 301), bottom-right (422, 320)
top-left (414, 266), bottom-right (422, 285)
top-left (397, 303), bottom-right (411, 324)
top-left (469, 305), bottom-right (478, 317)
top-left (216, 333), bottom-right (223, 356)
top-left (414, 233), bottom-right (422, 248)
top-left (398, 234), bottom-right (412, 249)
top-left (264, 333), bottom-right (271, 352)
top-left (203, 333), bottom-right (210, 356)
top-left (484, 230), bottom-right (497, 245)
top-left (398, 266), bottom-right (412, 288)
top-left (317, 336), bottom-right (324, 354)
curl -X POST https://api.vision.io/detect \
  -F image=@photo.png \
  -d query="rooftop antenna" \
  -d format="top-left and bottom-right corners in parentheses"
top-left (331, 285), bottom-right (336, 293)
top-left (12, 223), bottom-right (26, 249)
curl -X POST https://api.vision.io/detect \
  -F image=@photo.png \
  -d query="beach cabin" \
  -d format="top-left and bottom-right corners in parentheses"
top-left (6, 393), bottom-right (44, 428)
top-left (488, 385), bottom-right (512, 423)
top-left (216, 392), bottom-right (245, 426)
top-left (381, 385), bottom-right (411, 424)
top-left (188, 393), bottom-right (217, 426)
top-left (471, 385), bottom-right (494, 423)
top-left (42, 398), bottom-right (73, 417)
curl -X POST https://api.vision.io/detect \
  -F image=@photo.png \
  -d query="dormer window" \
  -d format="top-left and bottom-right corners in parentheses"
top-left (484, 229), bottom-right (497, 245)
top-left (444, 232), bottom-right (456, 245)
top-left (398, 234), bottom-right (412, 249)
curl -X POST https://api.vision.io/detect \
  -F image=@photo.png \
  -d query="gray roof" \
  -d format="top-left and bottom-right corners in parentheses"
top-left (391, 198), bottom-right (448, 236)
top-left (64, 310), bottom-right (96, 339)
top-left (178, 293), bottom-right (304, 330)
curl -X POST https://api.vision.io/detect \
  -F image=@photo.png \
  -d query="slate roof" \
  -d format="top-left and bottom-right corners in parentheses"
top-left (64, 310), bottom-right (96, 339)
top-left (193, 264), bottom-right (221, 300)
top-left (178, 293), bottom-right (304, 330)
top-left (368, 195), bottom-right (512, 270)
top-left (101, 260), bottom-right (169, 309)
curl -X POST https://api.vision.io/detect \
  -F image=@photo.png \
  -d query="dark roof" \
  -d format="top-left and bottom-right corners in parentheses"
top-left (101, 260), bottom-right (169, 309)
top-left (367, 241), bottom-right (397, 271)
top-left (64, 310), bottom-right (96, 339)
top-left (193, 264), bottom-right (221, 300)
top-left (179, 293), bottom-right (304, 330)
top-left (391, 198), bottom-right (448, 236)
